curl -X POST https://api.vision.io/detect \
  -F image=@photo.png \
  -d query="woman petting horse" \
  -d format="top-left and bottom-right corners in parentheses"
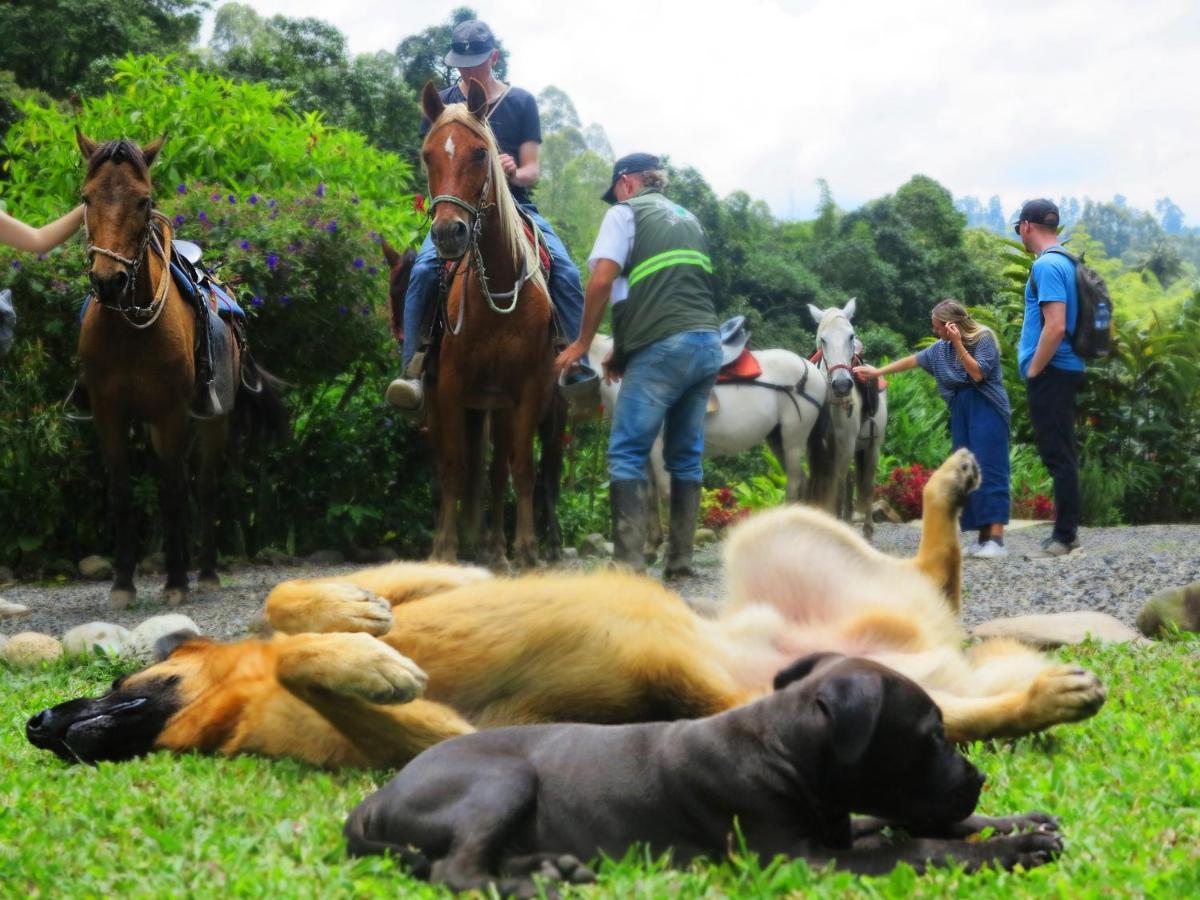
top-left (74, 131), bottom-right (285, 608)
top-left (418, 81), bottom-right (557, 568)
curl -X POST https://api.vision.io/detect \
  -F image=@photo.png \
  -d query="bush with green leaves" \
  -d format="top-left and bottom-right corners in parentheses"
top-left (0, 54), bottom-right (436, 571)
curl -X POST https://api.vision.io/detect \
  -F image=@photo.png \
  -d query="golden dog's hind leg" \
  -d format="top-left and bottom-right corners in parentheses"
top-left (265, 562), bottom-right (492, 635)
top-left (907, 449), bottom-right (980, 615)
top-left (274, 633), bottom-right (474, 768)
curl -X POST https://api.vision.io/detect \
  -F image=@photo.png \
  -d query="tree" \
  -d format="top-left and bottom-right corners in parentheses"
top-left (1156, 197), bottom-right (1185, 235)
top-left (0, 0), bottom-right (207, 96)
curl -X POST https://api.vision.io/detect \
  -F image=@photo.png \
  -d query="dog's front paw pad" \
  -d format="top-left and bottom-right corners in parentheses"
top-left (1026, 666), bottom-right (1107, 728)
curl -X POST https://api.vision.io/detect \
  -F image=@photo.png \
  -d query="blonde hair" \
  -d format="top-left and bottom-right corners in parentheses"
top-left (932, 299), bottom-right (996, 352)
top-left (425, 103), bottom-right (546, 294)
top-left (638, 169), bottom-right (669, 191)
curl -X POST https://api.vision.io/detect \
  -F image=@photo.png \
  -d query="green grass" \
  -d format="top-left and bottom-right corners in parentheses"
top-left (2, 642), bottom-right (1198, 898)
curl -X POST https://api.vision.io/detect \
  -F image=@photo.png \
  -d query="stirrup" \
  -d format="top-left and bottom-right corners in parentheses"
top-left (63, 382), bottom-right (93, 423)
top-left (189, 381), bottom-right (224, 420)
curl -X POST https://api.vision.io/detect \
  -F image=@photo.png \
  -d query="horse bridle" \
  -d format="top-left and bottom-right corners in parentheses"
top-left (427, 126), bottom-right (542, 329)
top-left (83, 203), bottom-right (173, 330)
top-left (811, 315), bottom-right (859, 416)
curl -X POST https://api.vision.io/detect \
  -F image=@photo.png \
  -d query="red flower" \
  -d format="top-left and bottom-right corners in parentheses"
top-left (413, 194), bottom-right (427, 214)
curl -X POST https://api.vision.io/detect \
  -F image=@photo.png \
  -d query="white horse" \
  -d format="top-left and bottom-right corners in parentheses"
top-left (806, 299), bottom-right (863, 524)
top-left (590, 332), bottom-right (827, 555)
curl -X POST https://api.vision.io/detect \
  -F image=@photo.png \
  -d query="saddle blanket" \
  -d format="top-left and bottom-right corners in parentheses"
top-left (716, 347), bottom-right (762, 383)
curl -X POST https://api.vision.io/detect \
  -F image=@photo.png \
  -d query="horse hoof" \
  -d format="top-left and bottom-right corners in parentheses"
top-left (196, 575), bottom-right (221, 595)
top-left (109, 588), bottom-right (136, 610)
top-left (162, 588), bottom-right (188, 608)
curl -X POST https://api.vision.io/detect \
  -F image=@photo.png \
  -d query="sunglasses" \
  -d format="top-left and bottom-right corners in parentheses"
top-left (1013, 221), bottom-right (1024, 236)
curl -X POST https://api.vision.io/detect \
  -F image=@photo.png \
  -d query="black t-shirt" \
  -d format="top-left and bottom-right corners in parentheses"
top-left (420, 84), bottom-right (541, 203)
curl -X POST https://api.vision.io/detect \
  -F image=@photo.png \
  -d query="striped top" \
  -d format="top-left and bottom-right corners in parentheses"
top-left (916, 333), bottom-right (1010, 424)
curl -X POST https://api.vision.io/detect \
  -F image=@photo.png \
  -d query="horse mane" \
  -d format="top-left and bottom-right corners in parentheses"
top-left (86, 139), bottom-right (151, 179)
top-left (427, 104), bottom-right (547, 294)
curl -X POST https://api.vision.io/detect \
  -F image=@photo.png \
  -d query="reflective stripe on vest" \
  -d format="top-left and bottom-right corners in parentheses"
top-left (626, 248), bottom-right (713, 288)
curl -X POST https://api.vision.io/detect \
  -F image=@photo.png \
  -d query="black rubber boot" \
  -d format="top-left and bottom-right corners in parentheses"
top-left (664, 479), bottom-right (703, 579)
top-left (63, 380), bottom-right (93, 422)
top-left (609, 479), bottom-right (649, 573)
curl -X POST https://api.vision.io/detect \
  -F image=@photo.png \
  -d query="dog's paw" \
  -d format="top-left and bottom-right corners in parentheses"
top-left (320, 583), bottom-right (395, 635)
top-left (497, 854), bottom-right (596, 898)
top-left (925, 448), bottom-right (981, 508)
top-left (992, 829), bottom-right (1064, 870)
top-left (971, 811), bottom-right (1060, 836)
top-left (1023, 665), bottom-right (1107, 731)
top-left (308, 633), bottom-right (427, 703)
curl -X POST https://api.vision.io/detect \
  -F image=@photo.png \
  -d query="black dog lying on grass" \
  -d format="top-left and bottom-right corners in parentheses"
top-left (345, 653), bottom-right (1062, 895)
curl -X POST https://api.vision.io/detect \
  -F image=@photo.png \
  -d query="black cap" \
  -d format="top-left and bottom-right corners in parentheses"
top-left (1014, 198), bottom-right (1060, 229)
top-left (602, 153), bottom-right (660, 204)
top-left (445, 20), bottom-right (496, 68)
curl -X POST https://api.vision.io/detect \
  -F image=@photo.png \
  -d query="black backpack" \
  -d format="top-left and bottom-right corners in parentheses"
top-left (1039, 247), bottom-right (1114, 360)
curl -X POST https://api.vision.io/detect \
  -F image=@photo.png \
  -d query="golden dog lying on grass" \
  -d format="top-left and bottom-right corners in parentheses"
top-left (27, 449), bottom-right (1105, 768)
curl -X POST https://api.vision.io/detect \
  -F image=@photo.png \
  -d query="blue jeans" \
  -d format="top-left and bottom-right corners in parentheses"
top-left (949, 387), bottom-right (1011, 531)
top-left (608, 330), bottom-right (722, 483)
top-left (400, 204), bottom-right (585, 367)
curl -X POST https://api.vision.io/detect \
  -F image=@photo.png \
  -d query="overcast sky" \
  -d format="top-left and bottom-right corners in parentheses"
top-left (203, 0), bottom-right (1200, 225)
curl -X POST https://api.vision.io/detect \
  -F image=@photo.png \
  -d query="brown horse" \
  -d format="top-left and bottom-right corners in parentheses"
top-left (418, 81), bottom-right (558, 567)
top-left (76, 131), bottom-right (285, 609)
top-left (382, 238), bottom-right (566, 561)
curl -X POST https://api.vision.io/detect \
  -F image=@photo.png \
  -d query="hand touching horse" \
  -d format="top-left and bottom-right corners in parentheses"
top-left (419, 80), bottom-right (557, 568)
top-left (75, 131), bottom-right (285, 608)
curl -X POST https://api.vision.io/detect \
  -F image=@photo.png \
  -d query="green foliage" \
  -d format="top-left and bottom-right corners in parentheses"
top-left (875, 366), bottom-right (951, 471)
top-left (4, 642), bottom-right (1197, 895)
top-left (0, 56), bottom-right (433, 570)
top-left (0, 0), bottom-right (207, 97)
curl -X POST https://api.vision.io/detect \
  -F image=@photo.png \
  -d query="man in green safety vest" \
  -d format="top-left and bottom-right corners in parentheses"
top-left (555, 153), bottom-right (721, 577)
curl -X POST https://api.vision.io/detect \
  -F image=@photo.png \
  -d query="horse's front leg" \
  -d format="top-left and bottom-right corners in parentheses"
top-left (196, 417), bottom-right (229, 593)
top-left (150, 409), bottom-right (192, 606)
top-left (510, 389), bottom-right (541, 569)
top-left (95, 409), bottom-right (138, 610)
top-left (431, 393), bottom-right (466, 563)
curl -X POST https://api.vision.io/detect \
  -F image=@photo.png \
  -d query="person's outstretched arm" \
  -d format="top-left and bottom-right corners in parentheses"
top-left (0, 205), bottom-right (85, 254)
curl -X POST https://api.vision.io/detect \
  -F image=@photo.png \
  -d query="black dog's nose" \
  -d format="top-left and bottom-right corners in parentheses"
top-left (26, 710), bottom-right (51, 745)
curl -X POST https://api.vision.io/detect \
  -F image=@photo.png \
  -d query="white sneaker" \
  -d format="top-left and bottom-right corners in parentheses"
top-left (970, 540), bottom-right (1008, 560)
top-left (385, 377), bottom-right (423, 411)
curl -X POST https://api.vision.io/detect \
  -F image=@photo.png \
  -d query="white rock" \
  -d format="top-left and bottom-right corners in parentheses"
top-left (62, 622), bottom-right (131, 658)
top-left (128, 614), bottom-right (201, 661)
top-left (2, 632), bottom-right (63, 668)
top-left (0, 597), bottom-right (32, 621)
top-left (78, 555), bottom-right (114, 581)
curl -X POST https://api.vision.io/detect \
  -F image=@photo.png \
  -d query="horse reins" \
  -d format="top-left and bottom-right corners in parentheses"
top-left (427, 120), bottom-right (543, 329)
top-left (84, 205), bottom-right (173, 330)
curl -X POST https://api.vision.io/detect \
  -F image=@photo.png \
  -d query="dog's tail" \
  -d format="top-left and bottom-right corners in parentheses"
top-left (343, 808), bottom-right (432, 878)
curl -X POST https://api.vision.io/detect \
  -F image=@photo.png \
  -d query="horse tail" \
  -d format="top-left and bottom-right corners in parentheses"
top-left (233, 361), bottom-right (290, 447)
top-left (806, 401), bottom-right (836, 506)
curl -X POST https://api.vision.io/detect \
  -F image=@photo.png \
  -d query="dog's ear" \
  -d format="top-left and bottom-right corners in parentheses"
top-left (773, 652), bottom-right (844, 691)
top-left (153, 629), bottom-right (203, 662)
top-left (815, 669), bottom-right (886, 766)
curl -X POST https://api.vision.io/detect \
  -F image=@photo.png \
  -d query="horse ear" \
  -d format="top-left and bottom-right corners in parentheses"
top-left (381, 237), bottom-right (401, 269)
top-left (75, 125), bottom-right (98, 160)
top-left (141, 133), bottom-right (167, 168)
top-left (843, 297), bottom-right (857, 320)
top-left (465, 78), bottom-right (489, 119)
top-left (807, 304), bottom-right (824, 326)
top-left (422, 81), bottom-right (445, 124)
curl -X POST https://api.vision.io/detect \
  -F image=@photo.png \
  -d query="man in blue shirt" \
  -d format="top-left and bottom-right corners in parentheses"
top-left (1015, 198), bottom-right (1087, 559)
top-left (386, 20), bottom-right (593, 412)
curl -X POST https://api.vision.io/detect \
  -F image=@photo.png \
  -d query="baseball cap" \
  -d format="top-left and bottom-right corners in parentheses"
top-left (445, 20), bottom-right (496, 68)
top-left (602, 153), bottom-right (660, 204)
top-left (1014, 198), bottom-right (1060, 229)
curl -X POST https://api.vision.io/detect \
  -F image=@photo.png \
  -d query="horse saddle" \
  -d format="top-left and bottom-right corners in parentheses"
top-left (169, 240), bottom-right (245, 320)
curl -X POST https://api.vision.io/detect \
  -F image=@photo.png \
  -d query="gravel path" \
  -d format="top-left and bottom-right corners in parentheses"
top-left (3, 522), bottom-right (1198, 642)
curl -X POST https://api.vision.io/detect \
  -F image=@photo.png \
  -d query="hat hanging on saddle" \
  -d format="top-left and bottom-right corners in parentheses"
top-left (718, 315), bottom-right (750, 367)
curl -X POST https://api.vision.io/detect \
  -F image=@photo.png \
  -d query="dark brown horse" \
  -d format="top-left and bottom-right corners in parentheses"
top-left (76, 131), bottom-right (285, 609)
top-left (418, 81), bottom-right (559, 567)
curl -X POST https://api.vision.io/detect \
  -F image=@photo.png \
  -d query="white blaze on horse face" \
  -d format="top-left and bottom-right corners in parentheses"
top-left (444, 135), bottom-right (456, 160)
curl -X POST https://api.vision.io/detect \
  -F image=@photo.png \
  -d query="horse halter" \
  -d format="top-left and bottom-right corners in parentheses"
top-left (84, 203), bottom-right (173, 329)
top-left (426, 127), bottom-right (541, 326)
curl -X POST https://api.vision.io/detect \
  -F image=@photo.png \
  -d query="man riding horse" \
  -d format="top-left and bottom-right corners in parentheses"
top-left (386, 20), bottom-right (596, 412)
